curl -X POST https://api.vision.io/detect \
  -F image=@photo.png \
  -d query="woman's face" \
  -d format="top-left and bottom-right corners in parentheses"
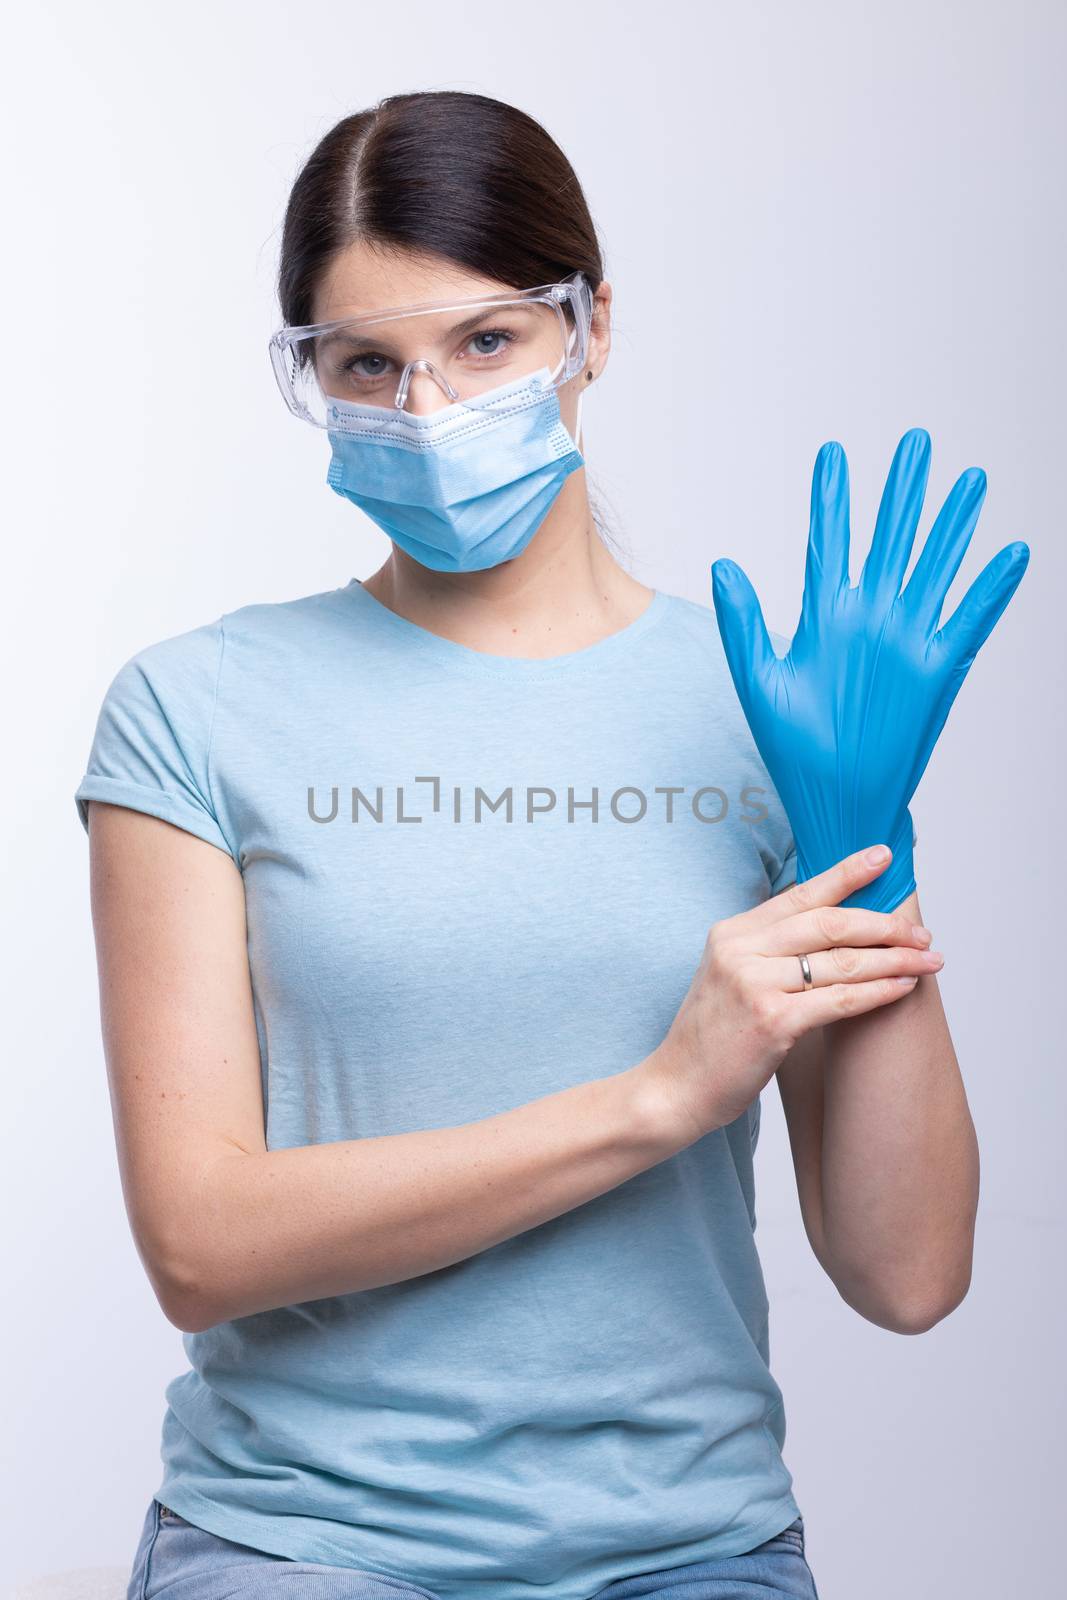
top-left (309, 238), bottom-right (611, 435)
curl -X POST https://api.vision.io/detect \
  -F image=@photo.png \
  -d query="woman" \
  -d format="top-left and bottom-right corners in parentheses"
top-left (75, 90), bottom-right (1027, 1600)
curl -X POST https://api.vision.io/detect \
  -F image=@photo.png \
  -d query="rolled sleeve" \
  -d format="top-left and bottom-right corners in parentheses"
top-left (74, 617), bottom-right (236, 860)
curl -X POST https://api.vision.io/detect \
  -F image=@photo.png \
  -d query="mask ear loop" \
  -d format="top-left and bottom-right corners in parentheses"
top-left (574, 387), bottom-right (585, 452)
top-left (562, 295), bottom-right (593, 450)
top-left (573, 370), bottom-right (593, 452)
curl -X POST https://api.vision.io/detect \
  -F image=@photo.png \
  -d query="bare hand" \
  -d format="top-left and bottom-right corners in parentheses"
top-left (643, 844), bottom-right (943, 1143)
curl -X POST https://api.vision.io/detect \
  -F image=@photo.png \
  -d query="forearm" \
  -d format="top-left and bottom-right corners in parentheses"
top-left (165, 1060), bottom-right (685, 1332)
top-left (819, 889), bottom-right (980, 1332)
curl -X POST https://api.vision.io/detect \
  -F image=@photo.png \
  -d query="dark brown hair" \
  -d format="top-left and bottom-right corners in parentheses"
top-left (278, 89), bottom-right (605, 327)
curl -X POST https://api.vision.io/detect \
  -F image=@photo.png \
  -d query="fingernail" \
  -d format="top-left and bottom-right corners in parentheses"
top-left (912, 924), bottom-right (932, 944)
top-left (924, 950), bottom-right (944, 966)
top-left (867, 845), bottom-right (890, 865)
top-left (895, 975), bottom-right (919, 985)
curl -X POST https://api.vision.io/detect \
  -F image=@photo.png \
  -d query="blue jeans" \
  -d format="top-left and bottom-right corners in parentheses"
top-left (128, 1498), bottom-right (821, 1599)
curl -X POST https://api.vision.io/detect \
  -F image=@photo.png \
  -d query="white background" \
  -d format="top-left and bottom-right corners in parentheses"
top-left (3, 2), bottom-right (1063, 1594)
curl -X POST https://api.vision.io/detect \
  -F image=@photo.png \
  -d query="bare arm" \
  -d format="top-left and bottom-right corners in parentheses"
top-left (818, 885), bottom-right (978, 1329)
top-left (775, 887), bottom-right (979, 1335)
top-left (87, 801), bottom-right (685, 1335)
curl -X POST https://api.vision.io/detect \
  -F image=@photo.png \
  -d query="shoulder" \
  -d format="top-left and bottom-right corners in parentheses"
top-left (75, 582), bottom-right (356, 853)
top-left (83, 579), bottom-right (360, 771)
top-left (106, 580), bottom-right (356, 692)
top-left (218, 580), bottom-right (358, 649)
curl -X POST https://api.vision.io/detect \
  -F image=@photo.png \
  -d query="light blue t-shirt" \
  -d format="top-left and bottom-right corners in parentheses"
top-left (75, 579), bottom-right (802, 1598)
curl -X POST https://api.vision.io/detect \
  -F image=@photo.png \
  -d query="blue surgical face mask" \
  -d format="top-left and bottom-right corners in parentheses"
top-left (324, 366), bottom-right (586, 574)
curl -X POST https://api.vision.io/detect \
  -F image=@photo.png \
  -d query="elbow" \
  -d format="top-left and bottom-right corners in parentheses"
top-left (143, 1236), bottom-right (230, 1335)
top-left (160, 1273), bottom-right (236, 1335)
top-left (878, 1287), bottom-right (969, 1335)
top-left (161, 1289), bottom-right (218, 1336)
top-left (140, 1149), bottom-right (250, 1334)
top-left (891, 1247), bottom-right (976, 1334)
top-left (161, 1299), bottom-right (205, 1336)
top-left (837, 1263), bottom-right (974, 1336)
top-left (153, 1260), bottom-right (219, 1335)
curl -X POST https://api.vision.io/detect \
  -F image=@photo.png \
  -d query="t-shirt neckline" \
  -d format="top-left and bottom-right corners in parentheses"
top-left (341, 578), bottom-right (672, 677)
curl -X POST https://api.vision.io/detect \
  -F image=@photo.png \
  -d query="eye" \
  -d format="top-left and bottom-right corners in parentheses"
top-left (463, 327), bottom-right (518, 360)
top-left (346, 351), bottom-right (393, 379)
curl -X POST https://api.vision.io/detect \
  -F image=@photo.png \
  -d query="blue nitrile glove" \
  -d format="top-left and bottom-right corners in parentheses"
top-left (711, 427), bottom-right (1030, 912)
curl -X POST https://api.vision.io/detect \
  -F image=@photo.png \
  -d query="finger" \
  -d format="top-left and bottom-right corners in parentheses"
top-left (933, 539), bottom-right (1031, 674)
top-left (710, 558), bottom-right (776, 708)
top-left (759, 900), bottom-right (928, 959)
top-left (901, 466), bottom-right (987, 637)
top-left (786, 974), bottom-right (921, 1027)
top-left (740, 843), bottom-right (901, 932)
top-left (799, 441), bottom-right (851, 632)
top-left (767, 941), bottom-right (942, 993)
top-left (858, 427), bottom-right (932, 606)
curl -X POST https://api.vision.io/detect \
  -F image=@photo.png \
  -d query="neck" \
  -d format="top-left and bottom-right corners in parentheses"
top-left (360, 469), bottom-right (655, 659)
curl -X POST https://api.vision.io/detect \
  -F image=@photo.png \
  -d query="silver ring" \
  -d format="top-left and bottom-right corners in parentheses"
top-left (797, 953), bottom-right (814, 989)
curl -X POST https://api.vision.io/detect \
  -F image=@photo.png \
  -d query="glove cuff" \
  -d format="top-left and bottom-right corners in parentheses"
top-left (793, 810), bottom-right (916, 914)
top-left (839, 810), bottom-right (917, 913)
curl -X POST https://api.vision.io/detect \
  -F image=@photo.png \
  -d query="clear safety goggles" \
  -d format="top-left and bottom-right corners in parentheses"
top-left (269, 271), bottom-right (594, 428)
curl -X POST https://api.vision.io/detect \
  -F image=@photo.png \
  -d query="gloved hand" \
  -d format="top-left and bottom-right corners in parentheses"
top-left (711, 428), bottom-right (1030, 912)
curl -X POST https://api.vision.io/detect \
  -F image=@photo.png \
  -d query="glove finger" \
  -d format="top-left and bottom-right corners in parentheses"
top-left (934, 540), bottom-right (1030, 674)
top-left (858, 427), bottom-right (931, 606)
top-left (903, 466), bottom-right (987, 635)
top-left (711, 559), bottom-right (776, 711)
top-left (800, 441), bottom-right (851, 628)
